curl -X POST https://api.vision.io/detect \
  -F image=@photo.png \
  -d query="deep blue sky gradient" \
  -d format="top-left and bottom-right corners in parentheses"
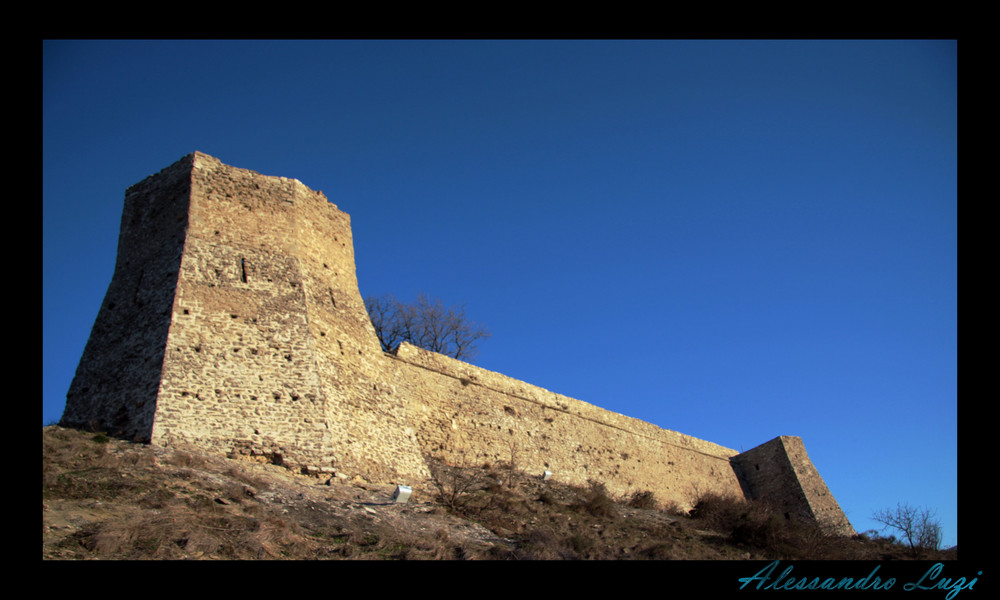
top-left (42, 40), bottom-right (957, 547)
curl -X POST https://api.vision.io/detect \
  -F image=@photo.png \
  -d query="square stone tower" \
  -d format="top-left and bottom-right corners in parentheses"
top-left (734, 436), bottom-right (855, 536)
top-left (63, 152), bottom-right (429, 482)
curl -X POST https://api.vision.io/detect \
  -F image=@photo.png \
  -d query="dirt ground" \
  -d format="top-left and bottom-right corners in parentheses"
top-left (42, 426), bottom-right (952, 561)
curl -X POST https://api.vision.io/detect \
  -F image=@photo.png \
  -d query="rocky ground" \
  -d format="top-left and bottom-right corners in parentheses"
top-left (42, 425), bottom-right (954, 561)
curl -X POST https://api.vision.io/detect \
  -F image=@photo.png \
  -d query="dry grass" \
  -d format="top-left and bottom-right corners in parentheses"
top-left (44, 426), bottom-right (956, 561)
top-left (685, 492), bottom-right (954, 560)
top-left (77, 504), bottom-right (313, 559)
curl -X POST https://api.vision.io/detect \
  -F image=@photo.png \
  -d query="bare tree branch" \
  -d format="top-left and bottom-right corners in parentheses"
top-left (365, 292), bottom-right (491, 361)
top-left (871, 502), bottom-right (942, 557)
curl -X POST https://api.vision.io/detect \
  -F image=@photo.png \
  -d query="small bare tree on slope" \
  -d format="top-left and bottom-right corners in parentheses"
top-left (365, 292), bottom-right (490, 361)
top-left (871, 502), bottom-right (942, 557)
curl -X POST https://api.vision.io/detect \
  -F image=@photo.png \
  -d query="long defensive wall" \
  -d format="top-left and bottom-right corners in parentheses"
top-left (61, 152), bottom-right (855, 536)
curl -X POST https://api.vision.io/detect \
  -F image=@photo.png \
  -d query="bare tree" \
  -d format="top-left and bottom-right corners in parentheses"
top-left (365, 292), bottom-right (490, 361)
top-left (365, 294), bottom-right (409, 353)
top-left (871, 502), bottom-right (942, 556)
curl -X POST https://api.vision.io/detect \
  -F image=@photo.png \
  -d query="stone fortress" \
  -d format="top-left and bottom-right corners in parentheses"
top-left (61, 152), bottom-right (855, 536)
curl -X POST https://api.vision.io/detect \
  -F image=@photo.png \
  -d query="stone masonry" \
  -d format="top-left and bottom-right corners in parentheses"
top-left (62, 152), bottom-right (855, 536)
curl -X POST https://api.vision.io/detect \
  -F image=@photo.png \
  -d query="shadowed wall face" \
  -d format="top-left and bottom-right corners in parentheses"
top-left (63, 157), bottom-right (194, 441)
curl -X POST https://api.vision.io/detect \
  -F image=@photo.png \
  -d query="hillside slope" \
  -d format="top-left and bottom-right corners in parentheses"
top-left (42, 426), bottom-right (950, 560)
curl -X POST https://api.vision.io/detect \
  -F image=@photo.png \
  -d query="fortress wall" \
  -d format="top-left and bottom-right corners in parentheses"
top-left (391, 343), bottom-right (745, 509)
top-left (63, 152), bottom-right (854, 534)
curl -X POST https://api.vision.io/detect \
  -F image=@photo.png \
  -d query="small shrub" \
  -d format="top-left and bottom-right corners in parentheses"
top-left (165, 450), bottom-right (208, 469)
top-left (223, 482), bottom-right (253, 503)
top-left (138, 488), bottom-right (177, 509)
top-left (537, 490), bottom-right (556, 505)
top-left (638, 540), bottom-right (680, 559)
top-left (425, 455), bottom-right (490, 510)
top-left (225, 466), bottom-right (270, 491)
top-left (662, 499), bottom-right (687, 516)
top-left (569, 531), bottom-right (597, 556)
top-left (516, 526), bottom-right (565, 560)
top-left (627, 490), bottom-right (659, 510)
top-left (579, 480), bottom-right (620, 520)
top-left (689, 492), bottom-right (747, 530)
top-left (118, 451), bottom-right (155, 468)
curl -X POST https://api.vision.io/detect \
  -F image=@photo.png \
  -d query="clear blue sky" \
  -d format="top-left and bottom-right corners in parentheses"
top-left (42, 40), bottom-right (957, 548)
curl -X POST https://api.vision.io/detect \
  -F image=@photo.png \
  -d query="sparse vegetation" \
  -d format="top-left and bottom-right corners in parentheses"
top-left (627, 490), bottom-right (659, 510)
top-left (578, 479), bottom-right (621, 520)
top-left (42, 426), bottom-right (956, 560)
top-left (871, 502), bottom-right (943, 558)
